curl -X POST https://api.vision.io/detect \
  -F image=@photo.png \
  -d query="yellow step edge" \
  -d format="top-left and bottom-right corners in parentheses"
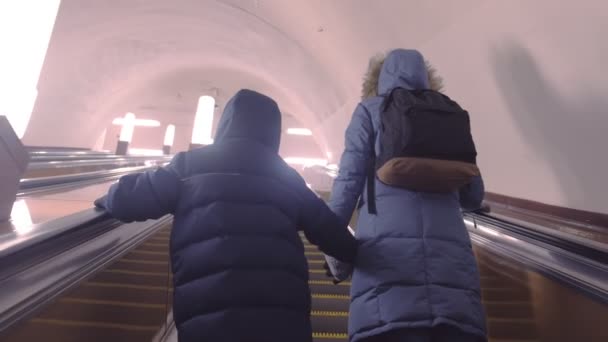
top-left (311, 310), bottom-right (348, 317)
top-left (311, 294), bottom-right (349, 300)
top-left (60, 298), bottom-right (165, 309)
top-left (313, 332), bottom-right (349, 339)
top-left (309, 280), bottom-right (351, 286)
top-left (30, 319), bottom-right (158, 331)
top-left (309, 269), bottom-right (327, 274)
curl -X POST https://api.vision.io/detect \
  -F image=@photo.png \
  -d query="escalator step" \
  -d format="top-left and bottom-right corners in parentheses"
top-left (311, 314), bottom-right (348, 334)
top-left (31, 298), bottom-right (166, 326)
top-left (68, 281), bottom-right (171, 305)
top-left (482, 287), bottom-right (532, 301)
top-left (483, 301), bottom-right (534, 319)
top-left (312, 295), bottom-right (350, 312)
top-left (488, 318), bottom-right (538, 340)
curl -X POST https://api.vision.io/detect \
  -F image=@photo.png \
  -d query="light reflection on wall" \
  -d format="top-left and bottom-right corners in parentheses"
top-left (10, 199), bottom-right (33, 235)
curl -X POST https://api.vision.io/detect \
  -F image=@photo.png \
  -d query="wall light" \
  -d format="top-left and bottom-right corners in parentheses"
top-left (164, 124), bottom-right (175, 147)
top-left (118, 113), bottom-right (136, 143)
top-left (284, 157), bottom-right (328, 167)
top-left (116, 112), bottom-right (135, 155)
top-left (128, 148), bottom-right (164, 156)
top-left (163, 124), bottom-right (175, 155)
top-left (112, 118), bottom-right (161, 127)
top-left (191, 95), bottom-right (215, 145)
top-left (286, 128), bottom-right (312, 136)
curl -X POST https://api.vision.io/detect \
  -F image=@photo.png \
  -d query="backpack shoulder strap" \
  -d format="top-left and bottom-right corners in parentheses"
top-left (366, 102), bottom-right (379, 215)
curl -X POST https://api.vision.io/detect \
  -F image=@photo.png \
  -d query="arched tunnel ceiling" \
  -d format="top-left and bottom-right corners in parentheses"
top-left (21, 0), bottom-right (608, 214)
top-left (26, 0), bottom-right (484, 154)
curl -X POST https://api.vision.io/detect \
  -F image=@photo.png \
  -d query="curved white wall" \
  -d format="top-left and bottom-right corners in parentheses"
top-left (418, 0), bottom-right (608, 214)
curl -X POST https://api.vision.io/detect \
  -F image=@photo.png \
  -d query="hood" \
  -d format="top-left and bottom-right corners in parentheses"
top-left (361, 49), bottom-right (444, 99)
top-left (214, 89), bottom-right (282, 152)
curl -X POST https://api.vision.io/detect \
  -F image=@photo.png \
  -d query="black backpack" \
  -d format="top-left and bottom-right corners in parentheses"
top-left (366, 88), bottom-right (478, 214)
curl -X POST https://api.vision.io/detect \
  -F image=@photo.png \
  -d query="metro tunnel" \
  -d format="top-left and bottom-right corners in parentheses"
top-left (0, 1), bottom-right (607, 341)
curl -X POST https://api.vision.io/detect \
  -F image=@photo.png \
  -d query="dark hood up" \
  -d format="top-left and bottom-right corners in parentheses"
top-left (213, 89), bottom-right (282, 152)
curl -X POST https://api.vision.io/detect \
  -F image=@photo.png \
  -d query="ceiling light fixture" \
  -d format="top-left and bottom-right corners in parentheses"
top-left (112, 118), bottom-right (160, 127)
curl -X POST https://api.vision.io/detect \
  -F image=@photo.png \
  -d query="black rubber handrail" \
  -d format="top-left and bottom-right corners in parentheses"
top-left (18, 165), bottom-right (153, 196)
top-left (0, 210), bottom-right (171, 334)
top-left (466, 212), bottom-right (608, 265)
top-left (0, 209), bottom-right (112, 260)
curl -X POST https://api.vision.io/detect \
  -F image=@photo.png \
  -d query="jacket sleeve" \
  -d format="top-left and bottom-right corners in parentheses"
top-left (459, 175), bottom-right (485, 211)
top-left (328, 104), bottom-right (374, 226)
top-left (102, 153), bottom-right (185, 222)
top-left (295, 176), bottom-right (358, 263)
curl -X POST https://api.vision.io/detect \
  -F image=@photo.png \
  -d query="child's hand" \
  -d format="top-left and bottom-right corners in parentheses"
top-left (323, 261), bottom-right (341, 285)
top-left (94, 195), bottom-right (108, 210)
top-left (323, 254), bottom-right (353, 284)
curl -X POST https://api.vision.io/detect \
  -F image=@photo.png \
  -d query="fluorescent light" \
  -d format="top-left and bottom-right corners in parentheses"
top-left (287, 128), bottom-right (312, 136)
top-left (284, 157), bottom-right (328, 166)
top-left (128, 148), bottom-right (164, 156)
top-left (164, 124), bottom-right (175, 146)
top-left (118, 112), bottom-right (136, 142)
top-left (112, 118), bottom-right (160, 127)
top-left (192, 95), bottom-right (215, 145)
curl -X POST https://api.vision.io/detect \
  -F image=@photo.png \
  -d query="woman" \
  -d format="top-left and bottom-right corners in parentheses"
top-left (326, 49), bottom-right (487, 342)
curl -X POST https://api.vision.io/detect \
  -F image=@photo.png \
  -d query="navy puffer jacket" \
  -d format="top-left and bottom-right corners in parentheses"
top-left (100, 89), bottom-right (358, 342)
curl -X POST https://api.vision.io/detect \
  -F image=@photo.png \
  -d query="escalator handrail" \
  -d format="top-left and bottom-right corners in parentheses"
top-left (27, 155), bottom-right (172, 168)
top-left (466, 215), bottom-right (608, 302)
top-left (466, 212), bottom-right (608, 264)
top-left (0, 211), bottom-right (171, 334)
top-left (0, 209), bottom-right (109, 259)
top-left (18, 165), bottom-right (153, 194)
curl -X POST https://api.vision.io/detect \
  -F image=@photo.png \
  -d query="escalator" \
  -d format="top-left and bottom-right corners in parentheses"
top-left (1, 199), bottom-right (607, 341)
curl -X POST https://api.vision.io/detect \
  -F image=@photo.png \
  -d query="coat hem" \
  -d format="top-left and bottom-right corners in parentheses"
top-left (351, 318), bottom-right (487, 342)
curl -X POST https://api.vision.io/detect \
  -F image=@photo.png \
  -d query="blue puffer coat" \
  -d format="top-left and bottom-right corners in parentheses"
top-left (100, 89), bottom-right (358, 342)
top-left (328, 50), bottom-right (487, 341)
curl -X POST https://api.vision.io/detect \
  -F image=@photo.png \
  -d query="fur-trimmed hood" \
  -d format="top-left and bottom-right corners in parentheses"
top-left (361, 49), bottom-right (444, 99)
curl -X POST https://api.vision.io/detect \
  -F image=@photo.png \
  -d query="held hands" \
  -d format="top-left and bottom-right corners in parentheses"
top-left (323, 261), bottom-right (341, 285)
top-left (94, 195), bottom-right (108, 210)
top-left (323, 254), bottom-right (354, 285)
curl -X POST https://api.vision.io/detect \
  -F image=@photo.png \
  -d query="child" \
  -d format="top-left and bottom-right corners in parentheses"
top-left (95, 89), bottom-right (358, 342)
